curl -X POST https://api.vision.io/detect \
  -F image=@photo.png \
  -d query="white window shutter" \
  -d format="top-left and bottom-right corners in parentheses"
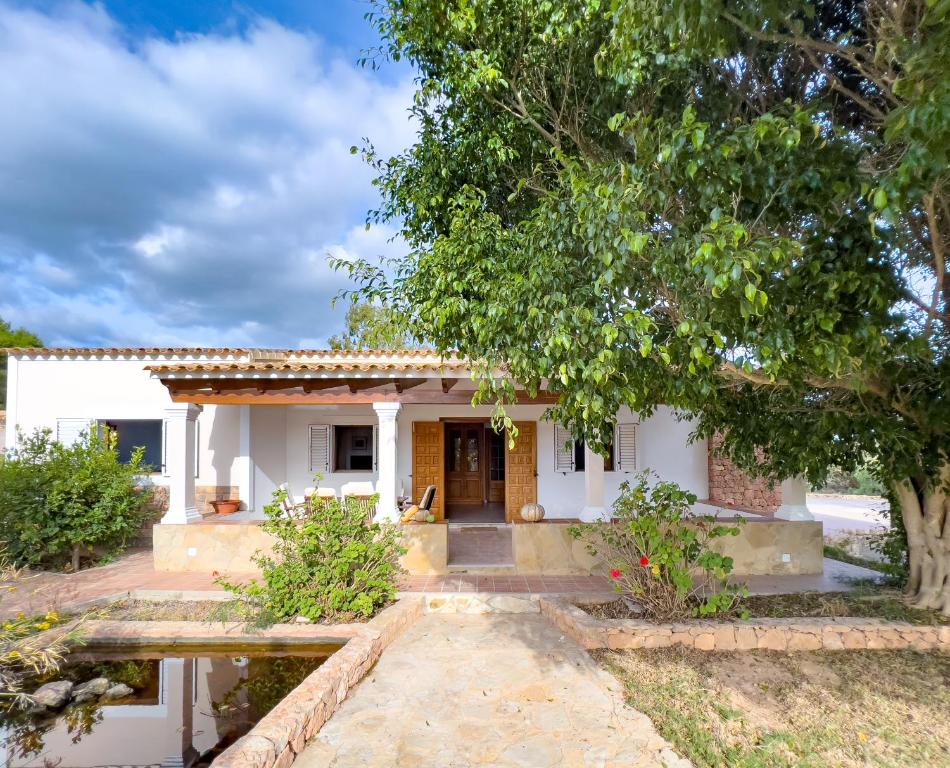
top-left (56, 418), bottom-right (93, 447)
top-left (309, 425), bottom-right (330, 473)
top-left (554, 424), bottom-right (575, 472)
top-left (615, 423), bottom-right (638, 471)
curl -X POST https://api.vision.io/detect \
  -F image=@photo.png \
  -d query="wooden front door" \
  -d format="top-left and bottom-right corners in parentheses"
top-left (445, 423), bottom-right (484, 504)
top-left (505, 421), bottom-right (537, 522)
top-left (412, 422), bottom-right (444, 520)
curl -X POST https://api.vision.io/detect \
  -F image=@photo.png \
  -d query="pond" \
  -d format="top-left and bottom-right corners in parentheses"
top-left (1, 642), bottom-right (341, 767)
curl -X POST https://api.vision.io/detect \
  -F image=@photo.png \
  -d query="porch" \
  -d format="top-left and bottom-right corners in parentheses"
top-left (149, 350), bottom-right (823, 579)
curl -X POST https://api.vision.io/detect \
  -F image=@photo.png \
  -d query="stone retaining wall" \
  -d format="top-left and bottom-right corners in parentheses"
top-left (212, 597), bottom-right (423, 768)
top-left (707, 433), bottom-right (781, 514)
top-left (540, 598), bottom-right (950, 652)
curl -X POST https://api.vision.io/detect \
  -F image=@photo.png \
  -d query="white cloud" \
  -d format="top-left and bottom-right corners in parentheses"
top-left (0, 2), bottom-right (414, 347)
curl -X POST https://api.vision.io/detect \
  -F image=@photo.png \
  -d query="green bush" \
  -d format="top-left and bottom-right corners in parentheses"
top-left (570, 474), bottom-right (746, 621)
top-left (219, 485), bottom-right (405, 623)
top-left (0, 428), bottom-right (153, 570)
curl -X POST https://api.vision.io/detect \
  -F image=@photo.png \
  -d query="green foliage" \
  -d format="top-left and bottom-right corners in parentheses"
top-left (219, 485), bottom-right (405, 622)
top-left (817, 460), bottom-right (885, 496)
top-left (344, 0), bottom-right (950, 603)
top-left (0, 318), bottom-right (42, 409)
top-left (570, 474), bottom-right (746, 620)
top-left (0, 428), bottom-right (152, 570)
top-left (327, 301), bottom-right (417, 350)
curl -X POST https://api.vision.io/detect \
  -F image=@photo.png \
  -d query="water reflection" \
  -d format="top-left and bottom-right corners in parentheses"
top-left (1, 647), bottom-right (335, 767)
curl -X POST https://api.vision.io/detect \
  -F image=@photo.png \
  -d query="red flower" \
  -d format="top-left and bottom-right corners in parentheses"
top-left (610, 569), bottom-right (622, 579)
top-left (639, 556), bottom-right (650, 567)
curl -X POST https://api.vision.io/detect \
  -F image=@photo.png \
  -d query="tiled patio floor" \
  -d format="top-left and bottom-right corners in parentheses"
top-left (398, 574), bottom-right (611, 593)
top-left (1, 551), bottom-right (883, 619)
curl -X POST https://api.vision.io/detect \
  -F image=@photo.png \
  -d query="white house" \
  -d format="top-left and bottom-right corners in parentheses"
top-left (3, 347), bottom-right (820, 576)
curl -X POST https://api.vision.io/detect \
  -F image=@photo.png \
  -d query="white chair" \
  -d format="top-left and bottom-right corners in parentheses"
top-left (278, 482), bottom-right (308, 517)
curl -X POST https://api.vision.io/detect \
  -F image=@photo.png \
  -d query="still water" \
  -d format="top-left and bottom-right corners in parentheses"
top-left (1, 643), bottom-right (339, 767)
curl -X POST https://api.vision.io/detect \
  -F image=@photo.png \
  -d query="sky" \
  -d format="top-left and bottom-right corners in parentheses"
top-left (0, 0), bottom-right (416, 348)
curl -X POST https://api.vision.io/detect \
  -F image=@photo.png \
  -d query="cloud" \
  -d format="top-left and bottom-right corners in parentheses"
top-left (0, 2), bottom-right (414, 347)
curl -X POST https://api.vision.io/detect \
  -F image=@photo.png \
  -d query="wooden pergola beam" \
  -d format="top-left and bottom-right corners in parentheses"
top-left (441, 378), bottom-right (458, 394)
top-left (394, 379), bottom-right (426, 394)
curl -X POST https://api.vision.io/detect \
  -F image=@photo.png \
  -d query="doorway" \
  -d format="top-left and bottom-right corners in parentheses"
top-left (443, 421), bottom-right (506, 523)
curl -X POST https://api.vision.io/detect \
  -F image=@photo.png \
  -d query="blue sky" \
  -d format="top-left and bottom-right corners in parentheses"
top-left (0, 1), bottom-right (414, 347)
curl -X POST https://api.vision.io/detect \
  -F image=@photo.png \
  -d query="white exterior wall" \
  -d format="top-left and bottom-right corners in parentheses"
top-left (274, 403), bottom-right (707, 519)
top-left (6, 357), bottom-right (708, 518)
top-left (4, 357), bottom-right (241, 488)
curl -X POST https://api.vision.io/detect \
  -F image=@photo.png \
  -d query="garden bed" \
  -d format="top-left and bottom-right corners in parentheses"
top-left (583, 586), bottom-right (948, 626)
top-left (540, 597), bottom-right (950, 652)
top-left (599, 646), bottom-right (950, 768)
top-left (95, 598), bottom-right (376, 625)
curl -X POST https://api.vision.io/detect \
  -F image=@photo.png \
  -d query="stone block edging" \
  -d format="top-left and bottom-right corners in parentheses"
top-left (540, 598), bottom-right (950, 652)
top-left (208, 598), bottom-right (424, 768)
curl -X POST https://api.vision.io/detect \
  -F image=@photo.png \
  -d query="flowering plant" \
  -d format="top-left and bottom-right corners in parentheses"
top-left (570, 473), bottom-right (747, 621)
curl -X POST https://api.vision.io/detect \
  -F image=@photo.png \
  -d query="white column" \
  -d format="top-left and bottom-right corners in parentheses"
top-left (580, 444), bottom-right (609, 521)
top-left (373, 402), bottom-right (401, 523)
top-left (237, 404), bottom-right (255, 516)
top-left (775, 476), bottom-right (814, 520)
top-left (162, 403), bottom-right (202, 524)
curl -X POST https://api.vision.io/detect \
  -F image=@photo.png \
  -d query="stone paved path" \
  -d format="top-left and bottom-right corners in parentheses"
top-left (295, 613), bottom-right (690, 768)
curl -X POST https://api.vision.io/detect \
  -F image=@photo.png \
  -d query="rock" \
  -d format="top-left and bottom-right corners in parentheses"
top-left (102, 683), bottom-right (133, 701)
top-left (31, 681), bottom-right (73, 708)
top-left (294, 616), bottom-right (313, 624)
top-left (72, 677), bottom-right (110, 703)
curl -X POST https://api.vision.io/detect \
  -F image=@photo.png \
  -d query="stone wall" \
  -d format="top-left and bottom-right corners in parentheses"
top-left (196, 485), bottom-right (241, 515)
top-left (541, 598), bottom-right (950, 652)
top-left (707, 433), bottom-right (782, 514)
top-left (212, 598), bottom-right (424, 768)
top-left (154, 517), bottom-right (822, 576)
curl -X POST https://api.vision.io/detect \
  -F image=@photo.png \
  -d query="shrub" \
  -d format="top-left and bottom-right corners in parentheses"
top-left (569, 473), bottom-right (746, 621)
top-left (0, 428), bottom-right (153, 570)
top-left (219, 485), bottom-right (405, 623)
top-left (0, 545), bottom-right (74, 707)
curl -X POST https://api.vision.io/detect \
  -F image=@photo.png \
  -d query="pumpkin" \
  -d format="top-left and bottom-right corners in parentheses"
top-left (520, 502), bottom-right (545, 522)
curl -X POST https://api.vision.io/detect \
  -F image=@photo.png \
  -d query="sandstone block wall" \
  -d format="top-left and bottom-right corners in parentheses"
top-left (540, 598), bottom-right (949, 652)
top-left (707, 433), bottom-right (781, 514)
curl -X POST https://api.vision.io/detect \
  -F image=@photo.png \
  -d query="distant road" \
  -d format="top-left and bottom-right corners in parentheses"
top-left (807, 494), bottom-right (889, 535)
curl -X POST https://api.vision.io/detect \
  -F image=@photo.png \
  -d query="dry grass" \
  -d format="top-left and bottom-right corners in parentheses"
top-left (97, 599), bottom-right (242, 622)
top-left (599, 647), bottom-right (950, 767)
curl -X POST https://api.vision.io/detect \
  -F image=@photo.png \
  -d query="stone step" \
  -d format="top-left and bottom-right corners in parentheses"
top-left (446, 564), bottom-right (518, 574)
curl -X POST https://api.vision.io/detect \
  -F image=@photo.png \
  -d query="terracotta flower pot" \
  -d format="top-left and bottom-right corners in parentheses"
top-left (210, 499), bottom-right (241, 516)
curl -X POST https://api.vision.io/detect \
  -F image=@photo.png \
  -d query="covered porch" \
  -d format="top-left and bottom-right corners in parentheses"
top-left (149, 350), bottom-right (823, 578)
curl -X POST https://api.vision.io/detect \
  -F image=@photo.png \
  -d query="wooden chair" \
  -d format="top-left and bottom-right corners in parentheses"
top-left (278, 483), bottom-right (310, 518)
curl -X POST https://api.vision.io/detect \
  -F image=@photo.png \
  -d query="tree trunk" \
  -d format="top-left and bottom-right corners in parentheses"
top-left (893, 462), bottom-right (950, 615)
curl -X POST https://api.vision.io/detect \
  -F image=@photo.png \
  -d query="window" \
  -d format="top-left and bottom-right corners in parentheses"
top-left (573, 439), bottom-right (614, 472)
top-left (556, 422), bottom-right (636, 473)
top-left (333, 425), bottom-right (375, 471)
top-left (488, 430), bottom-right (505, 481)
top-left (101, 419), bottom-right (163, 470)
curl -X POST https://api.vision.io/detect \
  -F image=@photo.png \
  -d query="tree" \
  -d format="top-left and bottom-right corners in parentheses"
top-left (341, 1), bottom-right (949, 611)
top-left (0, 318), bottom-right (42, 409)
top-left (327, 302), bottom-right (416, 350)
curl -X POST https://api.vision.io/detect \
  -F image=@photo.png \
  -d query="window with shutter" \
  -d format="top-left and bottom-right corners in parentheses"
top-left (309, 425), bottom-right (330, 473)
top-left (615, 423), bottom-right (638, 471)
top-left (56, 418), bottom-right (93, 447)
top-left (553, 424), bottom-right (575, 472)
